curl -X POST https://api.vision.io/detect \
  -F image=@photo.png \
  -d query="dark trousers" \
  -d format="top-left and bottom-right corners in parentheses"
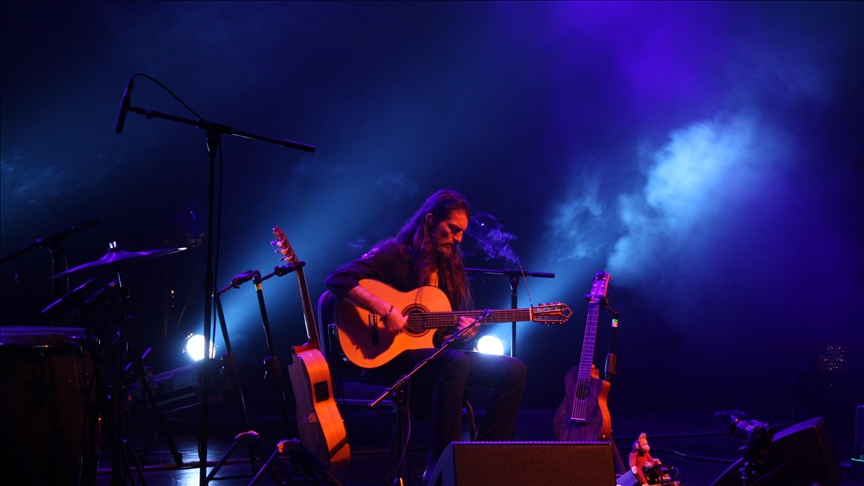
top-left (374, 348), bottom-right (527, 460)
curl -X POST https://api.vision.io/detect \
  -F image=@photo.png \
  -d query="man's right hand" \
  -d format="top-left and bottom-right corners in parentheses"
top-left (344, 286), bottom-right (408, 334)
top-left (383, 307), bottom-right (407, 333)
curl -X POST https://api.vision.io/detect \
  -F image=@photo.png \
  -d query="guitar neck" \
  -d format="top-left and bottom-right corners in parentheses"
top-left (576, 302), bottom-right (600, 381)
top-left (407, 308), bottom-right (534, 329)
top-left (293, 264), bottom-right (320, 352)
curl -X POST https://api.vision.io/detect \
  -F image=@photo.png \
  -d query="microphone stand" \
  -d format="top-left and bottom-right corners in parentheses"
top-left (122, 100), bottom-right (314, 485)
top-left (1, 218), bottom-right (100, 327)
top-left (371, 310), bottom-right (492, 486)
top-left (465, 268), bottom-right (554, 358)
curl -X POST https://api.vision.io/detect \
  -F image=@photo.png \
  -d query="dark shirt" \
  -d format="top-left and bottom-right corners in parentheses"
top-left (324, 241), bottom-right (461, 346)
top-left (324, 242), bottom-right (419, 297)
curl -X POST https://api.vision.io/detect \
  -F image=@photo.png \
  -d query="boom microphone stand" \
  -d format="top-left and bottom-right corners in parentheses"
top-left (371, 310), bottom-right (492, 486)
top-left (113, 73), bottom-right (314, 484)
top-left (465, 268), bottom-right (554, 358)
top-left (0, 218), bottom-right (100, 327)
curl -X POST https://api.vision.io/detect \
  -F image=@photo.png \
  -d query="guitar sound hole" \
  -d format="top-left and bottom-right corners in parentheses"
top-left (404, 306), bottom-right (428, 335)
top-left (575, 383), bottom-right (591, 401)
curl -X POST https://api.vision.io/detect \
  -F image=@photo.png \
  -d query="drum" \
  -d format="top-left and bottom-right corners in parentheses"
top-left (0, 326), bottom-right (96, 485)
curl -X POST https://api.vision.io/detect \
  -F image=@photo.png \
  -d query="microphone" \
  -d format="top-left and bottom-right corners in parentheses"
top-left (41, 278), bottom-right (101, 317)
top-left (114, 76), bottom-right (135, 134)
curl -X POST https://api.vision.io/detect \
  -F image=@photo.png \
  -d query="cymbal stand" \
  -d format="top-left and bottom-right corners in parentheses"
top-left (106, 250), bottom-right (145, 486)
top-left (76, 292), bottom-right (109, 486)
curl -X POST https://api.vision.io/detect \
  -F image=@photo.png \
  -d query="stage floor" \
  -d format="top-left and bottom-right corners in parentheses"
top-left (86, 403), bottom-right (860, 486)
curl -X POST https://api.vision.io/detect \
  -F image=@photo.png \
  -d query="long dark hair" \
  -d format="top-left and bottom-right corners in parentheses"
top-left (385, 189), bottom-right (472, 310)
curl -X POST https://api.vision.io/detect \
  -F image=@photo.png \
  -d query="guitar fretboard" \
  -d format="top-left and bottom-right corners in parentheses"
top-left (576, 302), bottom-right (600, 382)
top-left (407, 309), bottom-right (533, 329)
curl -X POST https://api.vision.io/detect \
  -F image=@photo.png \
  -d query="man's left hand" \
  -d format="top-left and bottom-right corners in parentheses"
top-left (456, 315), bottom-right (479, 340)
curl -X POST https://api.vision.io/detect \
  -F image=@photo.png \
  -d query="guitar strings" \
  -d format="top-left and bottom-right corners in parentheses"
top-left (405, 309), bottom-right (534, 327)
top-left (571, 303), bottom-right (600, 419)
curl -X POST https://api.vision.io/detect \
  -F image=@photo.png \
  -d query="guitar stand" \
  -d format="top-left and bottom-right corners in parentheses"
top-left (214, 270), bottom-right (344, 485)
top-left (250, 270), bottom-right (300, 440)
top-left (215, 289), bottom-right (260, 472)
top-left (206, 431), bottom-right (341, 486)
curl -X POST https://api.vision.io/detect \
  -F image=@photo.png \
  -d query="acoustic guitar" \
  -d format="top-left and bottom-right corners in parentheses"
top-left (335, 279), bottom-right (572, 368)
top-left (553, 271), bottom-right (613, 441)
top-left (273, 227), bottom-right (351, 472)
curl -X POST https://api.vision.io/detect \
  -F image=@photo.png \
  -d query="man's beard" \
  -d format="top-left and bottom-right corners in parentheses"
top-left (435, 242), bottom-right (458, 261)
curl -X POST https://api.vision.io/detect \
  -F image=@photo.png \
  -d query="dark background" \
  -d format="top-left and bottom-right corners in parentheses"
top-left (2, 1), bottom-right (862, 442)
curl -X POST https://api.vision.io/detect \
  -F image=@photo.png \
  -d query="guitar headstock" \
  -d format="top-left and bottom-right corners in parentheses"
top-left (585, 271), bottom-right (611, 304)
top-left (532, 302), bottom-right (573, 325)
top-left (272, 226), bottom-right (299, 264)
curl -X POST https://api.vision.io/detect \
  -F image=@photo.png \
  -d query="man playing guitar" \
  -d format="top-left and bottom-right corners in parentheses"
top-left (324, 189), bottom-right (527, 483)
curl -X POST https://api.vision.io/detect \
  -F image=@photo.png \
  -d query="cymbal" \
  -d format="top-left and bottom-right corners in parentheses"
top-left (53, 247), bottom-right (186, 278)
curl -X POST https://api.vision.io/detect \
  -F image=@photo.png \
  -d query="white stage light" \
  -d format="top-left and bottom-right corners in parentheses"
top-left (477, 335), bottom-right (504, 356)
top-left (186, 334), bottom-right (215, 361)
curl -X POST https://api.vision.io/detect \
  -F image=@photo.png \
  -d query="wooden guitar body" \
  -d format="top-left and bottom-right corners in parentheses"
top-left (336, 280), bottom-right (447, 368)
top-left (335, 279), bottom-right (571, 368)
top-left (288, 349), bottom-right (351, 471)
top-left (272, 226), bottom-right (351, 472)
top-left (553, 366), bottom-right (612, 441)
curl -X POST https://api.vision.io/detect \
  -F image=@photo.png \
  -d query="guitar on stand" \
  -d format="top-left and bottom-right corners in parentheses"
top-left (207, 230), bottom-right (343, 485)
top-left (554, 271), bottom-right (614, 441)
top-left (272, 227), bottom-right (351, 473)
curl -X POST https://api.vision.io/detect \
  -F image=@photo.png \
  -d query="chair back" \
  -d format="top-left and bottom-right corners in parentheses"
top-left (316, 290), bottom-right (338, 361)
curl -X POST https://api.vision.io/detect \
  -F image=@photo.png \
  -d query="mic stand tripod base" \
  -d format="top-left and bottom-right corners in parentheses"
top-left (375, 310), bottom-right (492, 486)
top-left (205, 431), bottom-right (342, 486)
top-left (381, 386), bottom-right (410, 486)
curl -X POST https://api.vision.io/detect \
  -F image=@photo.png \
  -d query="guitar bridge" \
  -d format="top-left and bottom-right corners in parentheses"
top-left (368, 313), bottom-right (379, 345)
top-left (569, 418), bottom-right (589, 424)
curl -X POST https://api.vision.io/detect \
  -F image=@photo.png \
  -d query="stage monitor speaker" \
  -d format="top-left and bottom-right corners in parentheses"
top-left (428, 441), bottom-right (615, 486)
top-left (711, 416), bottom-right (840, 486)
top-left (771, 416), bottom-right (840, 486)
